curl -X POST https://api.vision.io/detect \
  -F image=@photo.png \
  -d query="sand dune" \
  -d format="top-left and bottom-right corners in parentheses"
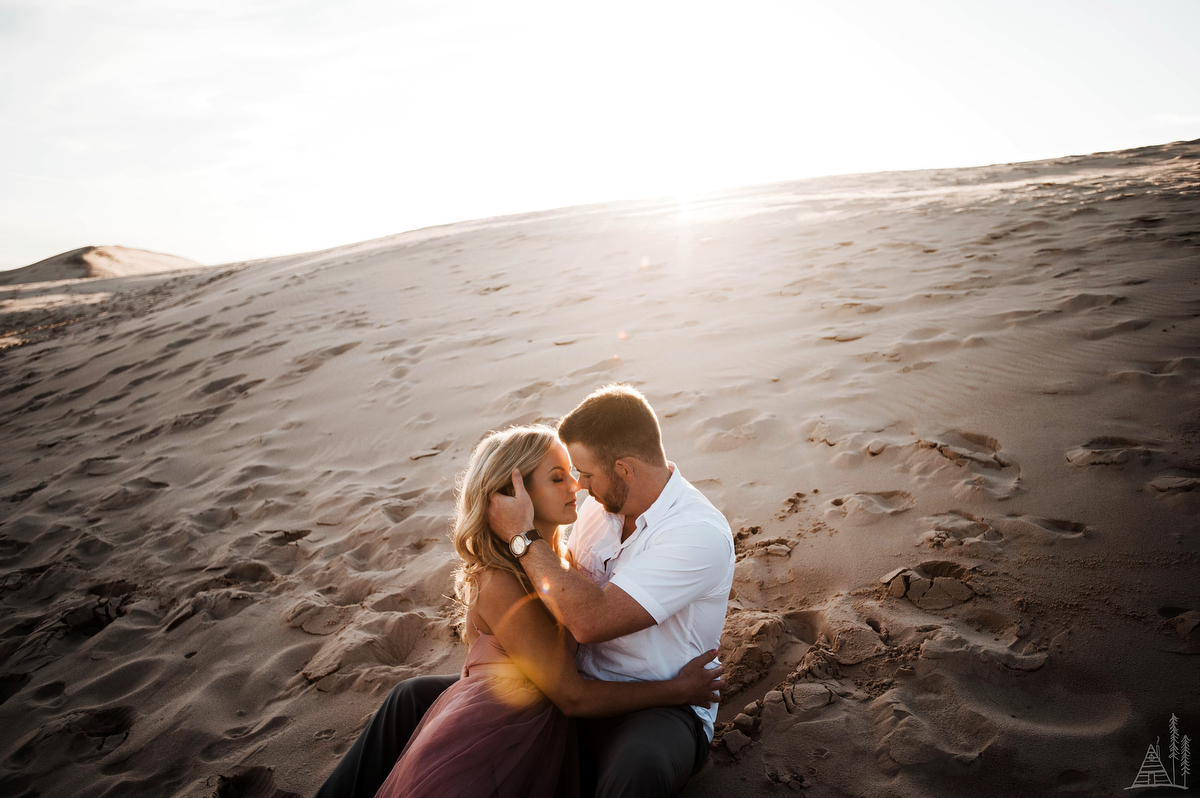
top-left (0, 245), bottom-right (204, 286)
top-left (0, 139), bottom-right (1197, 798)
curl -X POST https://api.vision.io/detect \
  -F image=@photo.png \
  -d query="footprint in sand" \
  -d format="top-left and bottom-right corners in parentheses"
top-left (223, 561), bottom-right (276, 584)
top-left (568, 358), bottom-right (621, 378)
top-left (896, 430), bottom-right (1021, 501)
top-left (369, 337), bottom-right (409, 352)
top-left (157, 333), bottom-right (208, 354)
top-left (241, 339), bottom-right (287, 359)
top-left (217, 319), bottom-right (268, 339)
top-left (8, 703), bottom-right (141, 774)
top-left (125, 370), bottom-right (161, 389)
top-left (129, 404), bottom-right (233, 444)
top-left (825, 491), bottom-right (914, 525)
top-left (188, 374), bottom-right (264, 401)
top-left (1065, 436), bottom-right (1158, 467)
top-left (872, 633), bottom-right (1127, 784)
top-left (1147, 475), bottom-right (1200, 496)
top-left (211, 767), bottom-right (287, 798)
top-left (1158, 607), bottom-right (1200, 652)
top-left (275, 341), bottom-right (361, 383)
top-left (50, 378), bottom-right (104, 406)
top-left (196, 373), bottom-right (244, 394)
top-left (1110, 355), bottom-right (1200, 390)
top-left (896, 360), bottom-right (936, 374)
top-left (917, 510), bottom-right (1002, 550)
top-left (89, 477), bottom-right (169, 512)
top-left (880, 561), bottom-right (979, 610)
top-left (368, 592), bottom-right (415, 613)
top-left (1079, 317), bottom-right (1152, 340)
top-left (990, 515), bottom-right (1086, 545)
top-left (818, 327), bottom-right (866, 343)
top-left (163, 588), bottom-right (256, 632)
top-left (489, 380), bottom-right (558, 413)
top-left (0, 536), bottom-right (31, 564)
top-left (1056, 292), bottom-right (1125, 313)
top-left (989, 307), bottom-right (1059, 328)
top-left (286, 598), bottom-right (352, 636)
top-left (814, 424), bottom-right (1019, 501)
top-left (199, 715), bottom-right (293, 762)
top-left (5, 481), bottom-right (48, 503)
top-left (880, 327), bottom-right (973, 362)
top-left (299, 611), bottom-right (434, 693)
top-left (692, 410), bottom-right (786, 453)
top-left (28, 680), bottom-right (66, 708)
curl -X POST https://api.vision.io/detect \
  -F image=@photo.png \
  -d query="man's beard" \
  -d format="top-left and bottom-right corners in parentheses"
top-left (599, 472), bottom-right (628, 515)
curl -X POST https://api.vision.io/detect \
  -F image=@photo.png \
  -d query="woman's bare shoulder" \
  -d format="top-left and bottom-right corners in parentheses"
top-left (473, 568), bottom-right (528, 624)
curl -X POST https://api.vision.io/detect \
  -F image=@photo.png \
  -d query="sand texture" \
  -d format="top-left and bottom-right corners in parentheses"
top-left (1, 140), bottom-right (1198, 798)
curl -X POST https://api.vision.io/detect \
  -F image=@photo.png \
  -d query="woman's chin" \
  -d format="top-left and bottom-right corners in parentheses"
top-left (534, 511), bottom-right (576, 529)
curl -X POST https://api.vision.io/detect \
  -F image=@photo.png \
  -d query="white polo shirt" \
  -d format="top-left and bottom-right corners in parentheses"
top-left (566, 465), bottom-right (734, 741)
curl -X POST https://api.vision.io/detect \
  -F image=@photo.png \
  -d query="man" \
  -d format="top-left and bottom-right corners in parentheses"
top-left (314, 385), bottom-right (735, 798)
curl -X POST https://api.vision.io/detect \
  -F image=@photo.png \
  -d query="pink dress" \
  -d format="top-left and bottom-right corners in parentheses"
top-left (373, 623), bottom-right (578, 798)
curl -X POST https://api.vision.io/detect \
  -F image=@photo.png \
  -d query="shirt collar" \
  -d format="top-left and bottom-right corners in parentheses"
top-left (633, 462), bottom-right (683, 536)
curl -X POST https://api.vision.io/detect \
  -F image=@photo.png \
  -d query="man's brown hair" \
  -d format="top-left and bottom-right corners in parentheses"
top-left (557, 384), bottom-right (667, 470)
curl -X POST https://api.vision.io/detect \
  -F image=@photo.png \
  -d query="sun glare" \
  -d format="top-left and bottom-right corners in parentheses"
top-left (2, 1), bottom-right (1199, 268)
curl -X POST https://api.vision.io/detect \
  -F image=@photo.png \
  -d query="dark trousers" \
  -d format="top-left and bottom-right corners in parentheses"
top-left (312, 674), bottom-right (708, 798)
top-left (579, 705), bottom-right (709, 798)
top-left (313, 674), bottom-right (458, 798)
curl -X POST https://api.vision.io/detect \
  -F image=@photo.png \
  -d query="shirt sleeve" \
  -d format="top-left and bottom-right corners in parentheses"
top-left (608, 523), bottom-right (734, 624)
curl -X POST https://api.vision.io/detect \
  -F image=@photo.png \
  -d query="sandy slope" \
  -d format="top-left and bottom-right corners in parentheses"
top-left (0, 140), bottom-right (1197, 798)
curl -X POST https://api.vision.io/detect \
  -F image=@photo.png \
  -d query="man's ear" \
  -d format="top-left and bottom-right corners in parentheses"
top-left (612, 458), bottom-right (635, 481)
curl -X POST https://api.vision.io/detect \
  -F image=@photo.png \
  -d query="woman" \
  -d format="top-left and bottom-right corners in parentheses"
top-left (374, 425), bottom-right (722, 798)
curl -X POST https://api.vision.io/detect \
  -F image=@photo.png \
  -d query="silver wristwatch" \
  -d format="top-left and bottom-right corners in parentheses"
top-left (509, 528), bottom-right (542, 558)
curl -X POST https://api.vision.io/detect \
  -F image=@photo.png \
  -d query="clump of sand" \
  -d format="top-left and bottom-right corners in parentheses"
top-left (0, 140), bottom-right (1197, 798)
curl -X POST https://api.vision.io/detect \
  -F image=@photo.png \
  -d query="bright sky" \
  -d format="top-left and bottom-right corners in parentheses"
top-left (2, 0), bottom-right (1198, 270)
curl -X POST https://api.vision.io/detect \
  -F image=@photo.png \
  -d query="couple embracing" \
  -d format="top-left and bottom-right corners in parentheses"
top-left (314, 385), bottom-right (736, 798)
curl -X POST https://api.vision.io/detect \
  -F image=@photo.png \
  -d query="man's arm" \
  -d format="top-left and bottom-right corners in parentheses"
top-left (516, 538), bottom-right (656, 644)
top-left (489, 467), bottom-right (656, 644)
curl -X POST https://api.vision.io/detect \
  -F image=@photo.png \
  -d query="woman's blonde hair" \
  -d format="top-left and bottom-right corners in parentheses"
top-left (451, 424), bottom-right (561, 621)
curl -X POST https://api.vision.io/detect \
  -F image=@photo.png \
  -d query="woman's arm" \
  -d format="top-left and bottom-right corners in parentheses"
top-left (476, 569), bottom-right (724, 718)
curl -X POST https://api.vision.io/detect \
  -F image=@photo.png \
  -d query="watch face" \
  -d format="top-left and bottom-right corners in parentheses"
top-left (510, 535), bottom-right (527, 557)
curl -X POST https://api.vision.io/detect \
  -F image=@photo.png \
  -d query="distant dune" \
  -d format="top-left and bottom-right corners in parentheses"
top-left (0, 245), bottom-right (203, 286)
